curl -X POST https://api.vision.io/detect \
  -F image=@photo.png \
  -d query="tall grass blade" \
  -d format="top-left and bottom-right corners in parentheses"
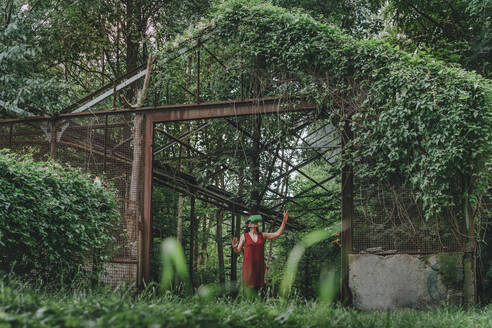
top-left (279, 224), bottom-right (339, 299)
top-left (160, 238), bottom-right (190, 294)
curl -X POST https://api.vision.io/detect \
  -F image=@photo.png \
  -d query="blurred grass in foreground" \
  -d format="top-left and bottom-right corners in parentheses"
top-left (0, 234), bottom-right (490, 327)
top-left (0, 276), bottom-right (491, 327)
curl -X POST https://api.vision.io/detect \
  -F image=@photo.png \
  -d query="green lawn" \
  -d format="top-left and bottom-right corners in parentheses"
top-left (0, 279), bottom-right (490, 328)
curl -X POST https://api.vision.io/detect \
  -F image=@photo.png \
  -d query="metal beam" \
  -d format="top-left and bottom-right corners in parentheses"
top-left (72, 69), bottom-right (148, 113)
top-left (153, 122), bottom-right (210, 156)
top-left (224, 117), bottom-right (333, 194)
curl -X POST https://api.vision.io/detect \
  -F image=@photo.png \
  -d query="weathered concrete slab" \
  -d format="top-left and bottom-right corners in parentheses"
top-left (349, 253), bottom-right (463, 310)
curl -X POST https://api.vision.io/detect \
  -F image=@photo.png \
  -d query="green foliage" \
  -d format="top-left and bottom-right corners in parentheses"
top-left (0, 0), bottom-right (71, 115)
top-left (271, 0), bottom-right (384, 37)
top-left (160, 238), bottom-right (190, 294)
top-left (384, 0), bottom-right (492, 78)
top-left (0, 151), bottom-right (120, 285)
top-left (171, 0), bottom-right (491, 220)
top-left (1, 276), bottom-right (492, 327)
top-left (279, 227), bottom-right (339, 299)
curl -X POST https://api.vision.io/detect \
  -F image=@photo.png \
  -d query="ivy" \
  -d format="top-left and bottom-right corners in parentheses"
top-left (164, 0), bottom-right (491, 220)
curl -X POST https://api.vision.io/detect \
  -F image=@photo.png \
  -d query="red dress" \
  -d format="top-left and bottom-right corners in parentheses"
top-left (242, 232), bottom-right (265, 288)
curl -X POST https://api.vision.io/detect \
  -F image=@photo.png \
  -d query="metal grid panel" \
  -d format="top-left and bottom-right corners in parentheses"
top-left (352, 179), bottom-right (467, 253)
top-left (0, 113), bottom-right (141, 285)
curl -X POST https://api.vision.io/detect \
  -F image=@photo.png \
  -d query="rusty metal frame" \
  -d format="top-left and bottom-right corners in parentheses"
top-left (142, 97), bottom-right (317, 283)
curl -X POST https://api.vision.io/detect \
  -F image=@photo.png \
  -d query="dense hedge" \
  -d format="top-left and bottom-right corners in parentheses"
top-left (169, 0), bottom-right (491, 220)
top-left (0, 151), bottom-right (120, 284)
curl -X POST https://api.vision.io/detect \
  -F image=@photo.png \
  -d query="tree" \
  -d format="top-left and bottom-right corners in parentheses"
top-left (384, 0), bottom-right (492, 77)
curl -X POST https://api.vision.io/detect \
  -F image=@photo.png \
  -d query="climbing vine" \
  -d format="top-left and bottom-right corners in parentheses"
top-left (161, 0), bottom-right (491, 221)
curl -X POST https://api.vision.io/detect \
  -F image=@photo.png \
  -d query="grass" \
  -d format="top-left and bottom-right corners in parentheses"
top-left (0, 277), bottom-right (491, 328)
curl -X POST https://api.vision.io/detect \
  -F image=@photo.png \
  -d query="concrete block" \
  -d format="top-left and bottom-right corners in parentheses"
top-left (349, 253), bottom-right (463, 310)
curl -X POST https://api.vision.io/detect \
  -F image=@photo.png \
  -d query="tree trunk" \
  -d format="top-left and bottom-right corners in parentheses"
top-left (198, 214), bottom-right (209, 268)
top-left (189, 196), bottom-right (196, 285)
top-left (216, 207), bottom-right (225, 284)
top-left (176, 144), bottom-right (185, 244)
top-left (176, 194), bottom-right (184, 244)
top-left (192, 204), bottom-right (199, 273)
top-left (125, 114), bottom-right (144, 257)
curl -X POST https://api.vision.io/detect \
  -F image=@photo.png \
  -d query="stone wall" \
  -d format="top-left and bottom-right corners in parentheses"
top-left (348, 253), bottom-right (464, 310)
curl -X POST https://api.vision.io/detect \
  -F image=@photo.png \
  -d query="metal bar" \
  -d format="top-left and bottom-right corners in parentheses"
top-left (271, 173), bottom-right (337, 210)
top-left (0, 98), bottom-right (313, 124)
top-left (280, 146), bottom-right (339, 150)
top-left (110, 258), bottom-right (138, 264)
top-left (263, 183), bottom-right (330, 224)
top-left (153, 122), bottom-right (210, 156)
top-left (103, 114), bottom-right (108, 172)
top-left (266, 148), bottom-right (331, 185)
top-left (62, 31), bottom-right (214, 114)
top-left (146, 98), bottom-right (314, 123)
top-left (202, 44), bottom-right (229, 71)
top-left (341, 116), bottom-right (353, 304)
top-left (153, 165), bottom-right (303, 229)
top-left (230, 214), bottom-right (236, 281)
top-left (225, 117), bottom-right (332, 194)
top-left (61, 64), bottom-right (147, 113)
top-left (143, 116), bottom-right (154, 284)
top-left (72, 69), bottom-right (148, 114)
top-left (170, 77), bottom-right (196, 99)
top-left (189, 195), bottom-right (196, 283)
top-left (154, 128), bottom-right (202, 157)
top-left (263, 192), bottom-right (334, 200)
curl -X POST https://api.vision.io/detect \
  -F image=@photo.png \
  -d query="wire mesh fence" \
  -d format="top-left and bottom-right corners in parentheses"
top-left (352, 178), bottom-right (467, 254)
top-left (0, 113), bottom-right (141, 285)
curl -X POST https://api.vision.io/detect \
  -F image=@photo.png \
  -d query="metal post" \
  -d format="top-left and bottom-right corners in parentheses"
top-left (341, 116), bottom-right (353, 304)
top-left (103, 114), bottom-right (108, 172)
top-left (196, 39), bottom-right (201, 104)
top-left (230, 214), bottom-right (236, 281)
top-left (143, 117), bottom-right (154, 284)
top-left (189, 195), bottom-right (196, 285)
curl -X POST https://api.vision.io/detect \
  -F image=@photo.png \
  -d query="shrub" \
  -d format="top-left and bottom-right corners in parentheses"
top-left (0, 151), bottom-right (120, 285)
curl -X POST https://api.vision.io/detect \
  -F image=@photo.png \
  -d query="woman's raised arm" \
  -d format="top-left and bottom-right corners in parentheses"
top-left (263, 211), bottom-right (288, 240)
top-left (231, 234), bottom-right (245, 254)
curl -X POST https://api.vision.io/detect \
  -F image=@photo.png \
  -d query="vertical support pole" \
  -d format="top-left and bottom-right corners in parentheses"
top-left (8, 122), bottom-right (13, 149)
top-left (103, 114), bottom-right (108, 172)
top-left (142, 116), bottom-right (154, 285)
top-left (196, 39), bottom-right (201, 104)
top-left (341, 115), bottom-right (353, 304)
top-left (230, 214), bottom-right (236, 281)
top-left (101, 53), bottom-right (105, 86)
top-left (189, 195), bottom-right (196, 286)
top-left (113, 81), bottom-right (117, 109)
top-left (50, 120), bottom-right (56, 159)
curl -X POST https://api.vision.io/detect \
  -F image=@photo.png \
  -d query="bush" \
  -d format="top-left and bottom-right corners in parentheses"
top-left (0, 151), bottom-right (120, 285)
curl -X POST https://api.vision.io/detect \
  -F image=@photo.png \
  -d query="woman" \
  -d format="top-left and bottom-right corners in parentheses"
top-left (231, 211), bottom-right (288, 291)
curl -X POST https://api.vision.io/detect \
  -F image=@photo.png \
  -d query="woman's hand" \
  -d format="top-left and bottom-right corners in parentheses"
top-left (232, 237), bottom-right (239, 249)
top-left (263, 211), bottom-right (289, 240)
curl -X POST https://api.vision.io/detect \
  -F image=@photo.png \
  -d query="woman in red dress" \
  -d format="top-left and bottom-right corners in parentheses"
top-left (231, 211), bottom-right (289, 290)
